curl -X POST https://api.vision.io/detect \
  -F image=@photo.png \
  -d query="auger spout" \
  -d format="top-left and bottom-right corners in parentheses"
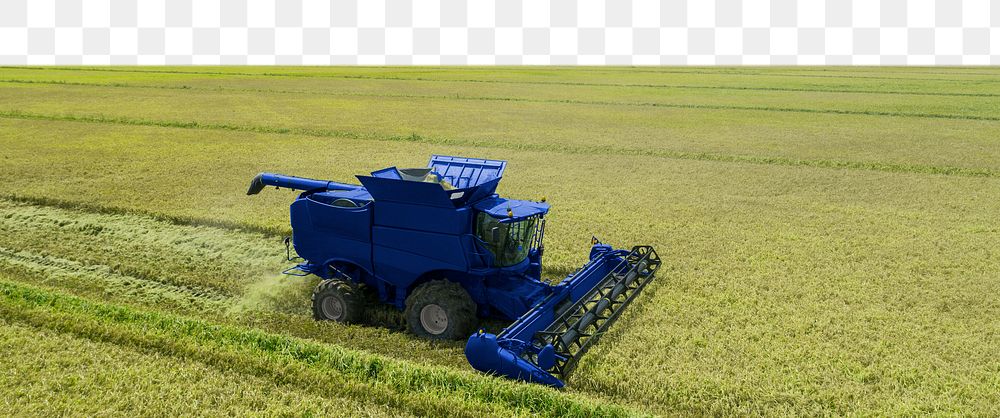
top-left (246, 172), bottom-right (363, 195)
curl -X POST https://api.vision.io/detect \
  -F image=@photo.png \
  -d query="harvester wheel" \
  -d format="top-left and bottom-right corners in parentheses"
top-left (404, 280), bottom-right (477, 340)
top-left (312, 279), bottom-right (364, 323)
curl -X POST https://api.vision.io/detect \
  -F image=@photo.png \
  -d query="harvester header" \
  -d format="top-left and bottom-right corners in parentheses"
top-left (247, 155), bottom-right (660, 387)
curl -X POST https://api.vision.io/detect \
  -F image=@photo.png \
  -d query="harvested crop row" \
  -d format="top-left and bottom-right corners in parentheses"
top-left (0, 197), bottom-right (469, 369)
top-left (0, 279), bottom-right (638, 417)
top-left (0, 246), bottom-right (231, 313)
top-left (0, 195), bottom-right (278, 296)
top-left (0, 320), bottom-right (409, 417)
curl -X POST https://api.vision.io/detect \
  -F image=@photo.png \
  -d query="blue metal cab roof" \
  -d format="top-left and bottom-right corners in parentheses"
top-left (473, 196), bottom-right (549, 221)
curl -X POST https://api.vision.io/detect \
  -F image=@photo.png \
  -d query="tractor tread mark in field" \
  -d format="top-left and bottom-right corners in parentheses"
top-left (9, 76), bottom-right (1000, 98)
top-left (5, 82), bottom-right (1000, 122)
top-left (0, 245), bottom-right (232, 313)
top-left (6, 64), bottom-right (994, 85)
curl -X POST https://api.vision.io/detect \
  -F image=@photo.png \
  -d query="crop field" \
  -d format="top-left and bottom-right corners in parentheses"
top-left (1, 66), bottom-right (999, 416)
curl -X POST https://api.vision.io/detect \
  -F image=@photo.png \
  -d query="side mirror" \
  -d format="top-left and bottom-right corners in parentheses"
top-left (491, 226), bottom-right (500, 242)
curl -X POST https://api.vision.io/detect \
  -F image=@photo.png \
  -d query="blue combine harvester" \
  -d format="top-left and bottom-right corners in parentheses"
top-left (247, 155), bottom-right (660, 387)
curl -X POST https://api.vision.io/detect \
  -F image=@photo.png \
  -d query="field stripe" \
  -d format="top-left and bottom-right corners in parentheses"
top-left (0, 192), bottom-right (285, 236)
top-left (49, 64), bottom-right (1000, 79)
top-left (1, 110), bottom-right (997, 179)
top-left (0, 279), bottom-right (634, 417)
top-left (0, 246), bottom-right (233, 313)
top-left (10, 67), bottom-right (1000, 97)
top-left (8, 74), bottom-right (1000, 99)
top-left (40, 65), bottom-right (1000, 82)
top-left (5, 75), bottom-right (1000, 116)
top-left (421, 66), bottom-right (1000, 78)
top-left (319, 65), bottom-right (1000, 78)
top-left (3, 78), bottom-right (1000, 123)
top-left (0, 195), bottom-right (479, 363)
top-left (2, 66), bottom-right (996, 96)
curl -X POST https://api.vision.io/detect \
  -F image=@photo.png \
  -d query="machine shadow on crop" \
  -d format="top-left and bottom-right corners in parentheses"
top-left (248, 275), bottom-right (507, 343)
top-left (354, 284), bottom-right (508, 336)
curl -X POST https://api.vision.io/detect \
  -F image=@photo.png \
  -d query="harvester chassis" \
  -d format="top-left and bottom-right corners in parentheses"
top-left (247, 155), bottom-right (660, 387)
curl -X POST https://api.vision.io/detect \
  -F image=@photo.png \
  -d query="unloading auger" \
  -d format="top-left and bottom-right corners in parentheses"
top-left (247, 155), bottom-right (660, 387)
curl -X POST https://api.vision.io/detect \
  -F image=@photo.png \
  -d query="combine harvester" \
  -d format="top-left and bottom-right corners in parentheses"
top-left (247, 155), bottom-right (660, 387)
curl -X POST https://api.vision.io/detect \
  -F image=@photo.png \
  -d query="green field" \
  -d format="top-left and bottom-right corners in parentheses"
top-left (1, 66), bottom-right (998, 416)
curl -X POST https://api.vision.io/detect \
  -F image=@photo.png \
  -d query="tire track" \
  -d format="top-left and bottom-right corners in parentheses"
top-left (2, 109), bottom-right (998, 179)
top-left (3, 66), bottom-right (996, 94)
top-left (0, 195), bottom-right (482, 366)
top-left (4, 76), bottom-right (1000, 101)
top-left (3, 79), bottom-right (998, 121)
top-left (0, 195), bottom-right (284, 295)
top-left (0, 192), bottom-right (284, 236)
top-left (322, 65), bottom-right (1000, 78)
top-left (0, 246), bottom-right (232, 313)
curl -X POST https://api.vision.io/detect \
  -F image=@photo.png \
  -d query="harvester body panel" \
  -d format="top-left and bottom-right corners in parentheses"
top-left (248, 155), bottom-right (659, 387)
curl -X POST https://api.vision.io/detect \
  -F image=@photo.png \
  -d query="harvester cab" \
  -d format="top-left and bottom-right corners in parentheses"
top-left (247, 155), bottom-right (660, 387)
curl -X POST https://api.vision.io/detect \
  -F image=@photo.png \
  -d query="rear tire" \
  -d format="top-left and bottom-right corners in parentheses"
top-left (312, 279), bottom-right (364, 323)
top-left (404, 280), bottom-right (477, 340)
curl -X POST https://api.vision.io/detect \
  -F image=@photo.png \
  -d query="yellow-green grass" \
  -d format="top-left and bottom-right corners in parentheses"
top-left (0, 198), bottom-right (471, 369)
top-left (0, 320), bottom-right (410, 417)
top-left (0, 279), bottom-right (633, 417)
top-left (6, 66), bottom-right (1000, 95)
top-left (2, 121), bottom-right (999, 415)
top-left (2, 67), bottom-right (999, 416)
top-left (4, 67), bottom-right (1000, 118)
top-left (3, 71), bottom-right (1000, 175)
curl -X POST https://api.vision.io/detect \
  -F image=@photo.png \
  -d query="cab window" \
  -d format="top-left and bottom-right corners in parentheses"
top-left (475, 212), bottom-right (537, 267)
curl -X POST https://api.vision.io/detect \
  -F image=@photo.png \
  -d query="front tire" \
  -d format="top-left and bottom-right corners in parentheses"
top-left (404, 280), bottom-right (477, 340)
top-left (312, 279), bottom-right (364, 323)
